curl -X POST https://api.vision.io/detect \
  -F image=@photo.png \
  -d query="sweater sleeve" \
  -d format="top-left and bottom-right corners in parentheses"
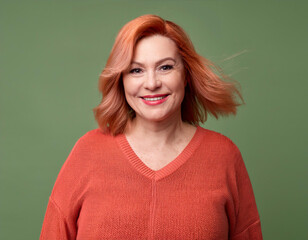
top-left (230, 150), bottom-right (263, 240)
top-left (40, 135), bottom-right (88, 240)
top-left (40, 197), bottom-right (75, 240)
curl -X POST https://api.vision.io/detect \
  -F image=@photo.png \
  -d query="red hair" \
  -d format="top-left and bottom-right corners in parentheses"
top-left (94, 15), bottom-right (243, 135)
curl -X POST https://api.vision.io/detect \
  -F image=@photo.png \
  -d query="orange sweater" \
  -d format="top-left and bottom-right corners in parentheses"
top-left (40, 126), bottom-right (262, 240)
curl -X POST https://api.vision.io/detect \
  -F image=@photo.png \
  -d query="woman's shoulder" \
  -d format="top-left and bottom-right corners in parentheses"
top-left (197, 126), bottom-right (241, 155)
top-left (79, 128), bottom-right (114, 141)
top-left (71, 128), bottom-right (117, 151)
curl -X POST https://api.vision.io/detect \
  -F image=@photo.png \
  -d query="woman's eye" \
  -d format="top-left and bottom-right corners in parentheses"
top-left (129, 68), bottom-right (142, 74)
top-left (160, 65), bottom-right (173, 71)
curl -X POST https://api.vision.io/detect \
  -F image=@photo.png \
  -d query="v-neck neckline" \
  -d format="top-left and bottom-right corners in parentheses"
top-left (115, 126), bottom-right (204, 180)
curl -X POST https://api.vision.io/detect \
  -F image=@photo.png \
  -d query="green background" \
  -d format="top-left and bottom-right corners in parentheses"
top-left (1, 0), bottom-right (307, 239)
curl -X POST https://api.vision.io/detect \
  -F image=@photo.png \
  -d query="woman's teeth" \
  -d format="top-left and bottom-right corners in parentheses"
top-left (143, 96), bottom-right (166, 101)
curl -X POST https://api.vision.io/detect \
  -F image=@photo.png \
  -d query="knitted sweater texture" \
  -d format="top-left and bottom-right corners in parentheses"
top-left (40, 126), bottom-right (262, 240)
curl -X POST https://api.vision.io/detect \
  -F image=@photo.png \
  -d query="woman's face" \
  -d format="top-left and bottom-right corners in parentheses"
top-left (122, 35), bottom-right (186, 123)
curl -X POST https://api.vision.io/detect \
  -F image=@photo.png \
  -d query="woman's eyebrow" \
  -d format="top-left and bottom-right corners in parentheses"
top-left (130, 57), bottom-right (176, 67)
top-left (155, 57), bottom-right (176, 66)
top-left (130, 61), bottom-right (144, 67)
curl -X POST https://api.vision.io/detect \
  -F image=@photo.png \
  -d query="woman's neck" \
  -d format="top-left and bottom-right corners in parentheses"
top-left (124, 114), bottom-right (195, 146)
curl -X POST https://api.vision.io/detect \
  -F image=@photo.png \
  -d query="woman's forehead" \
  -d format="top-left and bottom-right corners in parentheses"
top-left (131, 35), bottom-right (180, 64)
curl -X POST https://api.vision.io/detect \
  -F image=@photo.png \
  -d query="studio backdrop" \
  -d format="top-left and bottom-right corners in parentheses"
top-left (0, 0), bottom-right (307, 239)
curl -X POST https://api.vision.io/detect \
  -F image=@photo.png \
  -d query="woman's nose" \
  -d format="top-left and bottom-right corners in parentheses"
top-left (144, 71), bottom-right (162, 90)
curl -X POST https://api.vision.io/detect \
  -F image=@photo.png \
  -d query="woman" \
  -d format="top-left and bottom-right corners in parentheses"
top-left (40, 15), bottom-right (262, 239)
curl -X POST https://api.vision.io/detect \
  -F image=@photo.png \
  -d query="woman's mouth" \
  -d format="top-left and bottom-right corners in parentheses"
top-left (141, 94), bottom-right (169, 105)
top-left (143, 96), bottom-right (166, 101)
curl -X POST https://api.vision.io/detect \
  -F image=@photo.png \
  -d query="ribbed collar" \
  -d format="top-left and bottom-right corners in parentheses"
top-left (115, 126), bottom-right (204, 181)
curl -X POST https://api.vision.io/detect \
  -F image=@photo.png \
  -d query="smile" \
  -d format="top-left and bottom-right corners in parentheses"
top-left (140, 94), bottom-right (169, 105)
top-left (143, 96), bottom-right (166, 101)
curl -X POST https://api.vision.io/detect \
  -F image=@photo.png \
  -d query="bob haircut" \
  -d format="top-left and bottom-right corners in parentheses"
top-left (94, 14), bottom-right (243, 135)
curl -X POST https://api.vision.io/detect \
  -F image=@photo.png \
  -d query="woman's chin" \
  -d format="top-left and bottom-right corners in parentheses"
top-left (136, 111), bottom-right (180, 124)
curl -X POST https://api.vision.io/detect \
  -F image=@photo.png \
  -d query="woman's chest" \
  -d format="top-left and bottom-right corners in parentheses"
top-left (75, 176), bottom-right (231, 240)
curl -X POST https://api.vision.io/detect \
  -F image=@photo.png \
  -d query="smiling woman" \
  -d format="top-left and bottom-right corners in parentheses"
top-left (94, 15), bottom-right (242, 136)
top-left (123, 35), bottom-right (186, 123)
top-left (40, 15), bottom-right (263, 240)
